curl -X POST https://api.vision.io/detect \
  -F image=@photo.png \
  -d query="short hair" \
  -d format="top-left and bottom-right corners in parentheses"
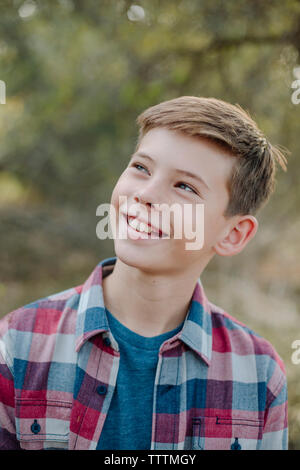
top-left (135, 96), bottom-right (288, 217)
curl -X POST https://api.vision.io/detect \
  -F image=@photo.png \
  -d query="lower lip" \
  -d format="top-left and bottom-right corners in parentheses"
top-left (123, 215), bottom-right (165, 241)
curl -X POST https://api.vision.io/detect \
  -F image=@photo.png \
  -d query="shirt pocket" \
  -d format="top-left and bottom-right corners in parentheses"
top-left (192, 415), bottom-right (263, 450)
top-left (15, 398), bottom-right (72, 450)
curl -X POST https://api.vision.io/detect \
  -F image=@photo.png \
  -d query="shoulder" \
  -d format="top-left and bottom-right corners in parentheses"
top-left (208, 300), bottom-right (286, 394)
top-left (1, 285), bottom-right (82, 333)
top-left (0, 284), bottom-right (83, 368)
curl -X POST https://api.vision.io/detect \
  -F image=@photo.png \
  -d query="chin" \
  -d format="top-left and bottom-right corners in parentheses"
top-left (114, 242), bottom-right (168, 274)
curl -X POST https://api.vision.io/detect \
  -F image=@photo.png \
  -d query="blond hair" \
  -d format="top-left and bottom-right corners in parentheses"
top-left (135, 96), bottom-right (288, 217)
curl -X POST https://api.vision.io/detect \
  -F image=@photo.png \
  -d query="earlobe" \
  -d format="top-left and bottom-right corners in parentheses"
top-left (213, 216), bottom-right (258, 257)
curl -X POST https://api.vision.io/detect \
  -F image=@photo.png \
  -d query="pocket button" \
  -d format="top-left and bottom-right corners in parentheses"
top-left (30, 419), bottom-right (41, 435)
top-left (231, 437), bottom-right (242, 450)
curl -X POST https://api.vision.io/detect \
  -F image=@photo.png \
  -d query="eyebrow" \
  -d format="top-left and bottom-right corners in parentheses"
top-left (132, 151), bottom-right (211, 191)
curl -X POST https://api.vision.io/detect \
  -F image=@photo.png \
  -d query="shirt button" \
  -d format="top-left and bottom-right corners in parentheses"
top-left (96, 385), bottom-right (107, 395)
top-left (31, 419), bottom-right (41, 434)
top-left (103, 337), bottom-right (111, 347)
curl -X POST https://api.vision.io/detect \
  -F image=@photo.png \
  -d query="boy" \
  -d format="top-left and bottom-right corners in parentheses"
top-left (0, 96), bottom-right (288, 450)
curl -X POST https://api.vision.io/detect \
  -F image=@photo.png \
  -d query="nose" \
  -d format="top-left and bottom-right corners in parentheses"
top-left (134, 194), bottom-right (152, 208)
top-left (132, 193), bottom-right (172, 238)
top-left (133, 178), bottom-right (168, 208)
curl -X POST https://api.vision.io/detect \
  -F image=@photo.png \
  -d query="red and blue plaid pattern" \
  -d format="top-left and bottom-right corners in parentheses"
top-left (0, 256), bottom-right (288, 450)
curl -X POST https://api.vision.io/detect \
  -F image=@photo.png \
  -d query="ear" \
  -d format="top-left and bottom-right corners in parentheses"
top-left (213, 215), bottom-right (258, 257)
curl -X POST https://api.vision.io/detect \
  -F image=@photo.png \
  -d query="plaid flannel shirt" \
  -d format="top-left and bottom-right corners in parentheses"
top-left (0, 256), bottom-right (288, 450)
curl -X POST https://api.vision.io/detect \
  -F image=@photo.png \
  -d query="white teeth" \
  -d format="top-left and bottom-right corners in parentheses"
top-left (128, 217), bottom-right (157, 235)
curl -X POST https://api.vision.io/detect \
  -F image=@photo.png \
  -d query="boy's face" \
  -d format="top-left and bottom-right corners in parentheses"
top-left (109, 127), bottom-right (242, 276)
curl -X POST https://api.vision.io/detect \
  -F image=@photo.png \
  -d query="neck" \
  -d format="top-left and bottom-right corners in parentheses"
top-left (102, 257), bottom-right (204, 337)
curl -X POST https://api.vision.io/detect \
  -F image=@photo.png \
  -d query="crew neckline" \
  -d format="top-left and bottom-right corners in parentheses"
top-left (105, 308), bottom-right (184, 351)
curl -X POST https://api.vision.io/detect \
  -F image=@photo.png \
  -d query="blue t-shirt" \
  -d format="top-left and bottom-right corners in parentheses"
top-left (96, 309), bottom-right (184, 450)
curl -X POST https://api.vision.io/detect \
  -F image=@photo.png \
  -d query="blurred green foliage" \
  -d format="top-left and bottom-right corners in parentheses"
top-left (0, 0), bottom-right (299, 449)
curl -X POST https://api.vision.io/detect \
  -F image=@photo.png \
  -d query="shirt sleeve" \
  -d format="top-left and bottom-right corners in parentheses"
top-left (0, 317), bottom-right (21, 450)
top-left (261, 366), bottom-right (288, 449)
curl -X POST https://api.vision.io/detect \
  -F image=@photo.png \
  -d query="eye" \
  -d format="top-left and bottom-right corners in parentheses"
top-left (132, 163), bottom-right (149, 174)
top-left (131, 163), bottom-right (200, 196)
top-left (176, 182), bottom-right (198, 194)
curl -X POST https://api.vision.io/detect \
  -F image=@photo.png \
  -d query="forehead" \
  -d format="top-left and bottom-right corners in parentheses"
top-left (135, 128), bottom-right (235, 195)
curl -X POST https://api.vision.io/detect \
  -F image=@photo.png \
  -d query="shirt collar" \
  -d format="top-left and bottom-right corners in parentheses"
top-left (75, 256), bottom-right (212, 365)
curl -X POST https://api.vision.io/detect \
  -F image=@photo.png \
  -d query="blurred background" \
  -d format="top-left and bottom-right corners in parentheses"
top-left (0, 0), bottom-right (299, 448)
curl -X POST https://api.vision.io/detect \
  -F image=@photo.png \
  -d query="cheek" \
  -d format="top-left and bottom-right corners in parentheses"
top-left (179, 203), bottom-right (223, 252)
top-left (203, 207), bottom-right (226, 247)
top-left (179, 204), bottom-right (205, 238)
top-left (110, 184), bottom-right (120, 208)
top-left (111, 174), bottom-right (131, 208)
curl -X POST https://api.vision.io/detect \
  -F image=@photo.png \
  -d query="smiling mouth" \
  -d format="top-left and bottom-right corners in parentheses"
top-left (125, 214), bottom-right (168, 239)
